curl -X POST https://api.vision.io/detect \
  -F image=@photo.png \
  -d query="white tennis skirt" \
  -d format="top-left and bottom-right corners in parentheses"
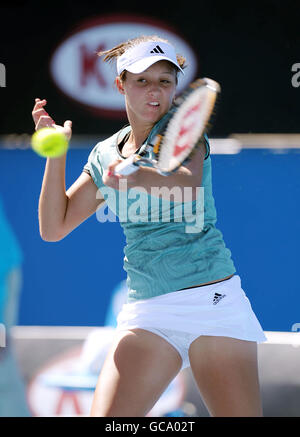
top-left (116, 275), bottom-right (267, 369)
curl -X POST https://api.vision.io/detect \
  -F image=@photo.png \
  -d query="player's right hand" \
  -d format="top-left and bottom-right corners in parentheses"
top-left (32, 98), bottom-right (72, 141)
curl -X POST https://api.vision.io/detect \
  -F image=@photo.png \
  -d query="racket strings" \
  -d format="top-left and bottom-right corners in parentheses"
top-left (157, 80), bottom-right (219, 172)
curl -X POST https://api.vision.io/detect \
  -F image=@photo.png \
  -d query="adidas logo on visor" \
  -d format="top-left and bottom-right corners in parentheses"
top-left (150, 45), bottom-right (165, 54)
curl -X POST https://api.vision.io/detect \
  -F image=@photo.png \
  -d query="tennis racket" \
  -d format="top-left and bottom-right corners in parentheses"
top-left (115, 77), bottom-right (220, 176)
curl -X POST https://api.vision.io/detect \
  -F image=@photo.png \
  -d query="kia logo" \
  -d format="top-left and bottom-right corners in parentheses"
top-left (50, 15), bottom-right (198, 119)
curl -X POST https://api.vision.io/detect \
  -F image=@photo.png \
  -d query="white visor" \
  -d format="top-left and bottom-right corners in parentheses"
top-left (117, 41), bottom-right (184, 76)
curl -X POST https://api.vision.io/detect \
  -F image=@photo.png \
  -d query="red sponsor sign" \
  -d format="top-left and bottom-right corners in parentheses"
top-left (50, 15), bottom-right (198, 119)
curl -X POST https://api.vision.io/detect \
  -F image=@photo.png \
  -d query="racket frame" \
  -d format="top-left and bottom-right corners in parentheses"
top-left (115, 77), bottom-right (220, 176)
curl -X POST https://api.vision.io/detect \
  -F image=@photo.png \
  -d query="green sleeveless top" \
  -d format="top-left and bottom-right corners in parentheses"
top-left (83, 126), bottom-right (236, 301)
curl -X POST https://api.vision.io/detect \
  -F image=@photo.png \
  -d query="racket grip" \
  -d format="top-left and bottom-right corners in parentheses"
top-left (115, 155), bottom-right (140, 175)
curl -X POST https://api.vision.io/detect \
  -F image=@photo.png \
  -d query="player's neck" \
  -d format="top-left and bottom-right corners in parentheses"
top-left (127, 121), bottom-right (153, 150)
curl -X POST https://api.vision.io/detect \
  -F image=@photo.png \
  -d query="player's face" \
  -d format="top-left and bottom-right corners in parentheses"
top-left (119, 61), bottom-right (177, 126)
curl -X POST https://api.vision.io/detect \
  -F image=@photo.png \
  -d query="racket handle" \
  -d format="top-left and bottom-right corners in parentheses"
top-left (115, 155), bottom-right (140, 176)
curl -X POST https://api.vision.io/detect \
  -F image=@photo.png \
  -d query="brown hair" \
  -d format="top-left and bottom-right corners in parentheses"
top-left (97, 35), bottom-right (186, 81)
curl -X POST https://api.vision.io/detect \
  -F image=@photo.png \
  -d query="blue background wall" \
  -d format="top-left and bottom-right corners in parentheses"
top-left (0, 145), bottom-right (299, 331)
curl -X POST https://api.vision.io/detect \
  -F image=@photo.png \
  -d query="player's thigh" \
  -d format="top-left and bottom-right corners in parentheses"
top-left (188, 335), bottom-right (263, 417)
top-left (90, 328), bottom-right (182, 417)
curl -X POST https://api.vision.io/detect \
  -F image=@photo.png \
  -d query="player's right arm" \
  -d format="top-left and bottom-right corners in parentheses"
top-left (32, 98), bottom-right (105, 242)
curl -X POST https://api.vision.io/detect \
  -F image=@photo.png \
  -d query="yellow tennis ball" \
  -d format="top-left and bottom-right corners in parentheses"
top-left (31, 127), bottom-right (68, 158)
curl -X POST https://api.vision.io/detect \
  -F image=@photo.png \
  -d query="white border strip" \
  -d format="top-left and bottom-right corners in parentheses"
top-left (11, 326), bottom-right (96, 340)
top-left (10, 326), bottom-right (300, 345)
top-left (1, 134), bottom-right (300, 151)
top-left (230, 134), bottom-right (300, 149)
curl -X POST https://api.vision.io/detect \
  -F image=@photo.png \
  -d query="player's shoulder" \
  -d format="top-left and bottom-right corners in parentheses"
top-left (92, 126), bottom-right (130, 154)
top-left (93, 130), bottom-right (120, 152)
top-left (86, 128), bottom-right (123, 164)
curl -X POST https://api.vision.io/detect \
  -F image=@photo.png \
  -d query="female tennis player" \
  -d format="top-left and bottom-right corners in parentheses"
top-left (32, 35), bottom-right (266, 417)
